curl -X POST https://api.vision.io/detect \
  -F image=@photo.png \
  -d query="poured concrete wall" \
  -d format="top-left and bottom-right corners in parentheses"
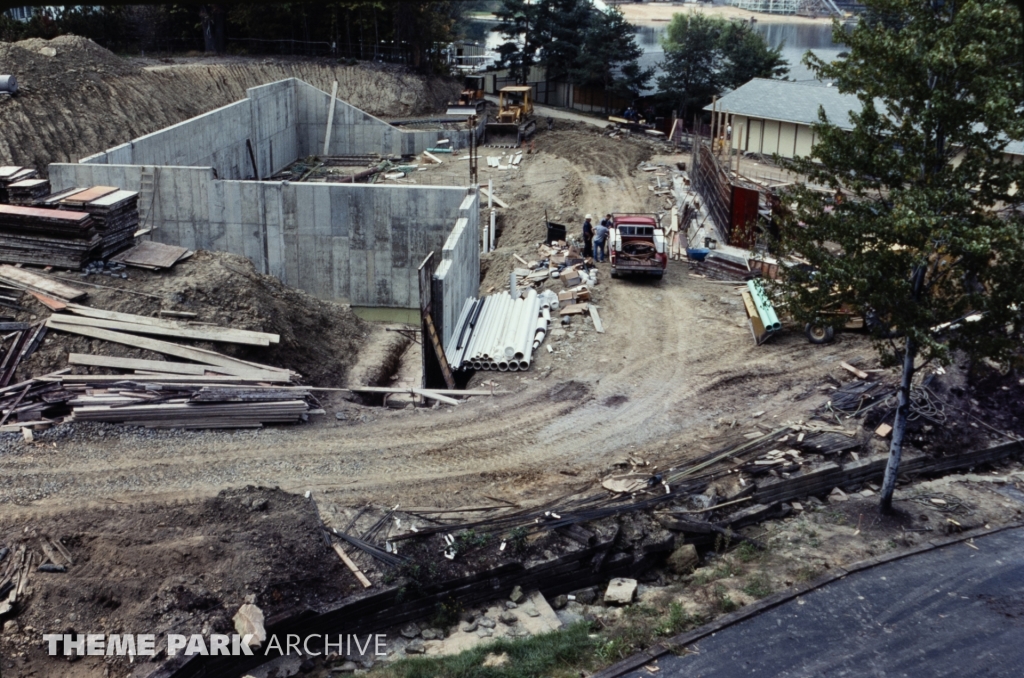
top-left (433, 191), bottom-right (481, 348)
top-left (79, 78), bottom-right (479, 172)
top-left (49, 162), bottom-right (473, 309)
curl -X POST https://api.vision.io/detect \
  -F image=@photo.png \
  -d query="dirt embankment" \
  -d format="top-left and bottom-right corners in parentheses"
top-left (16, 250), bottom-right (368, 387)
top-left (0, 487), bottom-right (355, 676)
top-left (0, 35), bottom-right (461, 169)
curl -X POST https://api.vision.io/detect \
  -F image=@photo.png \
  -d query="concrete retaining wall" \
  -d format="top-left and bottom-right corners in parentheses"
top-left (49, 161), bottom-right (473, 309)
top-left (433, 190), bottom-right (481, 348)
top-left (79, 78), bottom-right (480, 172)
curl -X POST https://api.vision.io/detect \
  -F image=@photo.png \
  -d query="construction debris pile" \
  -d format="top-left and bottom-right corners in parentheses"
top-left (0, 264), bottom-right (329, 432)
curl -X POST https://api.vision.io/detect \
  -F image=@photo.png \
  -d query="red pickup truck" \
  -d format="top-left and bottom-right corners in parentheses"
top-left (609, 214), bottom-right (668, 279)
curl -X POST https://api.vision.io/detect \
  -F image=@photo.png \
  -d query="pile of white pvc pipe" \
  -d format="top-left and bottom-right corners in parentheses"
top-left (446, 289), bottom-right (557, 372)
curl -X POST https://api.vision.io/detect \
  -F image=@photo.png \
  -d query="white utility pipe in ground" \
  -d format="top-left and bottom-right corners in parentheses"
top-left (514, 290), bottom-right (539, 360)
top-left (503, 296), bottom-right (525, 359)
top-left (463, 296), bottom-right (491, 363)
top-left (481, 297), bottom-right (509, 360)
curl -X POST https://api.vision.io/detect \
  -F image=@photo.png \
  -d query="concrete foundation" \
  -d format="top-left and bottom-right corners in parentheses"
top-left (48, 78), bottom-right (482, 329)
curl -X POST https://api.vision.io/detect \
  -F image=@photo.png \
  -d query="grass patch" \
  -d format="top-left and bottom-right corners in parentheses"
top-left (373, 622), bottom-right (599, 678)
top-left (596, 602), bottom-right (700, 664)
top-left (742, 572), bottom-right (773, 599)
top-left (734, 541), bottom-right (764, 564)
top-left (692, 559), bottom-right (743, 586)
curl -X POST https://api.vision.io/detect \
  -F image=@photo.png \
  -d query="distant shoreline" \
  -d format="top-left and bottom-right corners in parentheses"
top-left (616, 3), bottom-right (838, 26)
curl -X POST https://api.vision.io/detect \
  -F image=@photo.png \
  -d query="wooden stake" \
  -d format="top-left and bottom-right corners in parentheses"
top-left (332, 543), bottom-right (372, 588)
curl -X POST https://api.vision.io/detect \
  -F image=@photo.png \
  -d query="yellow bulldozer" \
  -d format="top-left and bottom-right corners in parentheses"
top-left (486, 85), bottom-right (537, 146)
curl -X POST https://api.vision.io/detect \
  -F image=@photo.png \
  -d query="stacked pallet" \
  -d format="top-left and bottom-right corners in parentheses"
top-left (0, 205), bottom-right (101, 268)
top-left (5, 179), bottom-right (51, 206)
top-left (0, 167), bottom-right (37, 203)
top-left (67, 383), bottom-right (311, 429)
top-left (55, 187), bottom-right (140, 258)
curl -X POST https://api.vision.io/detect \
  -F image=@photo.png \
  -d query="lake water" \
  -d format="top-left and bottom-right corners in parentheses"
top-left (633, 21), bottom-right (843, 84)
top-left (463, 18), bottom-right (842, 87)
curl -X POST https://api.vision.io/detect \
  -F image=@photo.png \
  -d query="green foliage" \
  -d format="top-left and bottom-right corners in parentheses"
top-left (506, 526), bottom-right (529, 555)
top-left (2, 2), bottom-right (462, 72)
top-left (774, 0), bottom-right (1024, 511)
top-left (376, 621), bottom-right (599, 678)
top-left (493, 1), bottom-right (652, 100)
top-left (454, 529), bottom-right (491, 554)
top-left (432, 597), bottom-right (463, 630)
top-left (742, 572), bottom-right (774, 599)
top-left (658, 12), bottom-right (788, 118)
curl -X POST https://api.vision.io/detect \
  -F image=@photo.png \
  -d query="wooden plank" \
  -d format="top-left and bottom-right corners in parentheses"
top-left (52, 313), bottom-right (276, 346)
top-left (28, 291), bottom-right (67, 311)
top-left (840, 361), bottom-right (869, 380)
top-left (559, 303), bottom-right (589, 316)
top-left (0, 265), bottom-right (87, 301)
top-left (0, 322), bottom-right (29, 331)
top-left (349, 387), bottom-right (495, 396)
top-left (513, 253), bottom-right (530, 267)
top-left (68, 353), bottom-right (209, 375)
top-left (589, 305), bottom-right (605, 333)
top-left (48, 375), bottom-right (281, 384)
top-left (44, 320), bottom-right (284, 373)
top-left (412, 388), bottom-right (460, 406)
top-left (332, 542), bottom-right (372, 588)
top-left (59, 186), bottom-right (118, 204)
top-left (480, 187), bottom-right (509, 208)
top-left (109, 241), bottom-right (190, 269)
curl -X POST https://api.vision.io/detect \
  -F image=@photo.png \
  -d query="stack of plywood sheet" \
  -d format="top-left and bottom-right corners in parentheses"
top-left (5, 178), bottom-right (50, 206)
top-left (55, 187), bottom-right (140, 258)
top-left (0, 167), bottom-right (37, 203)
top-left (0, 205), bottom-right (101, 268)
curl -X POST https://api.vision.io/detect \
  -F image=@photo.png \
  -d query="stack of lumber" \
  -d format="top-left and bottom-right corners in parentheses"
top-left (45, 303), bottom-right (297, 383)
top-left (55, 187), bottom-right (140, 258)
top-left (0, 167), bottom-right (37, 203)
top-left (5, 178), bottom-right (50, 206)
top-left (66, 383), bottom-right (311, 429)
top-left (0, 206), bottom-right (101, 268)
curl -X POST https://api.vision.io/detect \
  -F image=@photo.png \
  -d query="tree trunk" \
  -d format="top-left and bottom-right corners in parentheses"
top-left (879, 335), bottom-right (917, 514)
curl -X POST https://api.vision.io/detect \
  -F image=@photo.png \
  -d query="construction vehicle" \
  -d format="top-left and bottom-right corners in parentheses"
top-left (608, 214), bottom-right (668, 279)
top-left (485, 85), bottom-right (537, 146)
top-left (446, 75), bottom-right (486, 116)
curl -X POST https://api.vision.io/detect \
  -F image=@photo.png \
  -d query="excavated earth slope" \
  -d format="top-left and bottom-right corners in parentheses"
top-left (0, 35), bottom-right (461, 169)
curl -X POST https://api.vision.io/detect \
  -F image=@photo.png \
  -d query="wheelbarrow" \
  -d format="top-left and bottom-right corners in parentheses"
top-left (686, 247), bottom-right (710, 262)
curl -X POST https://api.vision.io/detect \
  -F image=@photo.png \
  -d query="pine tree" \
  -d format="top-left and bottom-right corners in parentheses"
top-left (776, 0), bottom-right (1024, 513)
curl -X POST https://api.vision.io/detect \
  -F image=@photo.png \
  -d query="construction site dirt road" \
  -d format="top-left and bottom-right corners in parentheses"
top-left (0, 123), bottom-right (876, 522)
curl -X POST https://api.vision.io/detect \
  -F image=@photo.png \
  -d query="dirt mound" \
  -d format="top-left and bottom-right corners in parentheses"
top-left (0, 35), bottom-right (140, 89)
top-left (0, 487), bottom-right (355, 676)
top-left (0, 37), bottom-right (460, 170)
top-left (17, 250), bottom-right (368, 386)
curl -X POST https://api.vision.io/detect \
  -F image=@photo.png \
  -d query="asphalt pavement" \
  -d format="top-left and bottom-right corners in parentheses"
top-left (624, 527), bottom-right (1024, 678)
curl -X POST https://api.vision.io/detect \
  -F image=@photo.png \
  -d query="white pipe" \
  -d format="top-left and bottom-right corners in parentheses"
top-left (518, 359), bottom-right (530, 370)
top-left (481, 297), bottom-right (509, 360)
top-left (498, 361), bottom-right (509, 371)
top-left (503, 296), bottom-right (526, 359)
top-left (464, 296), bottom-right (491, 362)
top-left (491, 294), bottom-right (515, 359)
top-left (515, 290), bottom-right (539, 360)
top-left (541, 307), bottom-right (550, 322)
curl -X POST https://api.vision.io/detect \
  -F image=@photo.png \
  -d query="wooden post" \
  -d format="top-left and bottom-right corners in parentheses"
top-left (710, 96), bottom-right (718, 155)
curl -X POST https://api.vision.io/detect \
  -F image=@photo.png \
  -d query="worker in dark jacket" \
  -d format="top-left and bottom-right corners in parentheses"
top-left (594, 215), bottom-right (611, 263)
top-left (582, 214), bottom-right (594, 258)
